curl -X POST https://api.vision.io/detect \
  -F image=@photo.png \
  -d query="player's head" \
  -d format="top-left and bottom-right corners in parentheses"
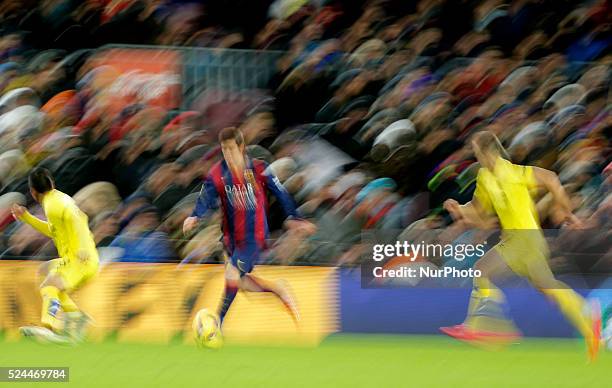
top-left (28, 167), bottom-right (55, 202)
top-left (471, 131), bottom-right (509, 169)
top-left (219, 127), bottom-right (246, 172)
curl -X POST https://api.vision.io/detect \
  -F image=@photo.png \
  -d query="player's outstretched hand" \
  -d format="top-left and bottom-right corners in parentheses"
top-left (285, 219), bottom-right (317, 236)
top-left (183, 216), bottom-right (199, 235)
top-left (11, 204), bottom-right (26, 220)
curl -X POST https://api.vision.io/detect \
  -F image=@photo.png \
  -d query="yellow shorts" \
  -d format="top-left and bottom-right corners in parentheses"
top-left (49, 253), bottom-right (99, 291)
top-left (494, 230), bottom-right (555, 284)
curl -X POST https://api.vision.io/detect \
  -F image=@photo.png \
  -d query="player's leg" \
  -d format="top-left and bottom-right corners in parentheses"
top-left (42, 258), bottom-right (96, 338)
top-left (37, 259), bottom-right (79, 321)
top-left (21, 260), bottom-right (65, 342)
top-left (61, 261), bottom-right (99, 342)
top-left (240, 274), bottom-right (300, 324)
top-left (441, 246), bottom-right (519, 342)
top-left (506, 230), bottom-right (600, 359)
top-left (604, 309), bottom-right (612, 351)
top-left (39, 266), bottom-right (68, 332)
top-left (217, 261), bottom-right (241, 326)
top-left (589, 280), bottom-right (612, 350)
top-left (525, 254), bottom-right (599, 359)
top-left (532, 274), bottom-right (592, 339)
top-left (20, 262), bottom-right (73, 344)
top-left (217, 248), bottom-right (264, 326)
top-left (23, 258), bottom-right (97, 344)
top-left (43, 266), bottom-right (79, 311)
top-left (465, 248), bottom-right (519, 335)
top-left (469, 248), bottom-right (508, 316)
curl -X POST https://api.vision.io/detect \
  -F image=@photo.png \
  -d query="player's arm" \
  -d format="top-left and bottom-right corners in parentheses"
top-left (444, 198), bottom-right (497, 228)
top-left (444, 173), bottom-right (498, 229)
top-left (263, 169), bottom-right (316, 234)
top-left (11, 204), bottom-right (53, 238)
top-left (532, 167), bottom-right (582, 227)
top-left (184, 175), bottom-right (219, 235)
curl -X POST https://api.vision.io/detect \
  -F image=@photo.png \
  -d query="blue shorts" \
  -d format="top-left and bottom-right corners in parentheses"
top-left (229, 247), bottom-right (261, 277)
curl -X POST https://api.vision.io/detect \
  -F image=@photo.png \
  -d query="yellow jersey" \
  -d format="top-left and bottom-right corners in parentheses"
top-left (20, 189), bottom-right (98, 263)
top-left (473, 157), bottom-right (540, 230)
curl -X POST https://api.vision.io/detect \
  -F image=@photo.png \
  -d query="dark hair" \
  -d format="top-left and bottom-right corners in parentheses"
top-left (28, 167), bottom-right (54, 193)
top-left (218, 127), bottom-right (244, 146)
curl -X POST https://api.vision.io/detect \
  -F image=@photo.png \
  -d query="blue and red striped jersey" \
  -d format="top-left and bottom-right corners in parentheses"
top-left (191, 157), bottom-right (301, 254)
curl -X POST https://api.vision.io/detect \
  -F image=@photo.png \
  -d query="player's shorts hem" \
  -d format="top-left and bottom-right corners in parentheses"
top-left (49, 257), bottom-right (99, 291)
top-left (229, 256), bottom-right (255, 277)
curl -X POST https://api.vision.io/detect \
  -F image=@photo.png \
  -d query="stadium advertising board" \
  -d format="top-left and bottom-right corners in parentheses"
top-left (0, 262), bottom-right (338, 346)
top-left (87, 48), bottom-right (182, 110)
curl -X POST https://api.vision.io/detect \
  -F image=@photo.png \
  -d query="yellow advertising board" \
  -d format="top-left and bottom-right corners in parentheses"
top-left (0, 262), bottom-right (338, 346)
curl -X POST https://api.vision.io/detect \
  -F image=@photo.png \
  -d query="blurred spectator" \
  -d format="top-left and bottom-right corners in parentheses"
top-left (109, 205), bottom-right (177, 263)
top-left (152, 145), bottom-right (210, 216)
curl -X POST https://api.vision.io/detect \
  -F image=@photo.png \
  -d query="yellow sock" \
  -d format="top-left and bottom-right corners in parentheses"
top-left (59, 291), bottom-right (79, 313)
top-left (473, 276), bottom-right (504, 301)
top-left (40, 286), bottom-right (61, 330)
top-left (542, 287), bottom-right (592, 340)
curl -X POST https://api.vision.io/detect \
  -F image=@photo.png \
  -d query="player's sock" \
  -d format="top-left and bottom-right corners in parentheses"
top-left (40, 286), bottom-right (61, 331)
top-left (218, 282), bottom-right (238, 325)
top-left (473, 276), bottom-right (504, 301)
top-left (59, 291), bottom-right (78, 313)
top-left (58, 292), bottom-right (80, 337)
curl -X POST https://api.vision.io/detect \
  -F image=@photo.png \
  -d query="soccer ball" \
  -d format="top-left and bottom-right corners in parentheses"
top-left (192, 309), bottom-right (223, 349)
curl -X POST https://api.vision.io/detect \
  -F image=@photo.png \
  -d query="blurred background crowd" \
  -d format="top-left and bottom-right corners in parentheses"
top-left (0, 0), bottom-right (609, 277)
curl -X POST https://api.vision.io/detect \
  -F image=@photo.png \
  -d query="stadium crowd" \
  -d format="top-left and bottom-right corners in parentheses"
top-left (0, 0), bottom-right (609, 278)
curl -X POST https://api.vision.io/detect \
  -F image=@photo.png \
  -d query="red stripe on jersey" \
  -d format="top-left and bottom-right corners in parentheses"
top-left (253, 161), bottom-right (268, 249)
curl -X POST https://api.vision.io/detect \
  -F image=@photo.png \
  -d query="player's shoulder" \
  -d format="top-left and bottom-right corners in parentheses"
top-left (48, 189), bottom-right (73, 205)
top-left (475, 163), bottom-right (500, 193)
top-left (506, 159), bottom-right (534, 178)
top-left (251, 158), bottom-right (269, 172)
top-left (207, 161), bottom-right (224, 177)
top-left (475, 164), bottom-right (490, 181)
top-left (44, 190), bottom-right (75, 217)
top-left (506, 159), bottom-right (526, 169)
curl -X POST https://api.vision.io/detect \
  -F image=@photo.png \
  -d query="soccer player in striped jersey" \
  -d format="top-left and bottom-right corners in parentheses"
top-left (183, 127), bottom-right (316, 333)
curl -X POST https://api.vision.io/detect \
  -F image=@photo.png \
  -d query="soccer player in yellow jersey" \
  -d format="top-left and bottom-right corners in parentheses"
top-left (11, 168), bottom-right (99, 343)
top-left (440, 131), bottom-right (601, 361)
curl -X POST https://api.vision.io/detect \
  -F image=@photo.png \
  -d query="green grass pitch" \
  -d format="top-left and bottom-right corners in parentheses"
top-left (1, 335), bottom-right (610, 387)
